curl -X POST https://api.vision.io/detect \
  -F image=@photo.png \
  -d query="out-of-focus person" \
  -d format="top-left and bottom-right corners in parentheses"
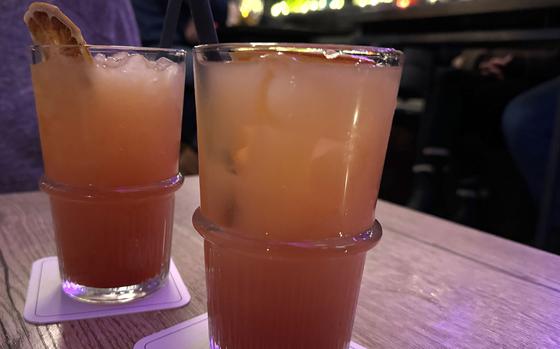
top-left (407, 48), bottom-right (560, 228)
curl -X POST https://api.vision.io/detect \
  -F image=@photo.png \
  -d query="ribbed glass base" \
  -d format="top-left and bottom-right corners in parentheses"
top-left (61, 270), bottom-right (168, 304)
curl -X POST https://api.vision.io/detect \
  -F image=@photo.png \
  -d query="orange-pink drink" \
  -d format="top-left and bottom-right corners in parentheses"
top-left (31, 46), bottom-right (186, 303)
top-left (193, 44), bottom-right (402, 348)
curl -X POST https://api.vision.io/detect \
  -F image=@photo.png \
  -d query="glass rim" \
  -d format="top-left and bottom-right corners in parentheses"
top-left (193, 42), bottom-right (403, 65)
top-left (30, 44), bottom-right (187, 55)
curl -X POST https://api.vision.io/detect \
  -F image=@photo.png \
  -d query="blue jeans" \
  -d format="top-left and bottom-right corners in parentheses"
top-left (502, 77), bottom-right (560, 227)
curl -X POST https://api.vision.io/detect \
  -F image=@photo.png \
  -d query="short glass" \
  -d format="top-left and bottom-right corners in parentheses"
top-left (30, 45), bottom-right (187, 303)
top-left (192, 43), bottom-right (402, 348)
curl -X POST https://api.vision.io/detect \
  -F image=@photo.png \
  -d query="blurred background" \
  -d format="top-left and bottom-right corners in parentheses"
top-left (189, 0), bottom-right (560, 251)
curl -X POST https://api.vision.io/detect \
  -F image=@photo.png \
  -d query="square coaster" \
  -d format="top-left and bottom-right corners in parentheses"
top-left (24, 256), bottom-right (190, 324)
top-left (134, 313), bottom-right (367, 349)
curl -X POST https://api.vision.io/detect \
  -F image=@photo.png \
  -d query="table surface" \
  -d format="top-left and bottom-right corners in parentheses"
top-left (1, 176), bottom-right (559, 348)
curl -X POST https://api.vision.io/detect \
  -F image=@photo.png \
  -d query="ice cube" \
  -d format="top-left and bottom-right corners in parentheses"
top-left (266, 71), bottom-right (295, 120)
top-left (154, 57), bottom-right (174, 71)
top-left (112, 51), bottom-right (129, 61)
top-left (206, 61), bottom-right (265, 122)
top-left (93, 53), bottom-right (107, 66)
top-left (201, 61), bottom-right (267, 152)
top-left (226, 146), bottom-right (249, 175)
top-left (120, 54), bottom-right (149, 73)
top-left (266, 63), bottom-right (318, 122)
top-left (104, 51), bottom-right (131, 68)
top-left (145, 59), bottom-right (157, 70)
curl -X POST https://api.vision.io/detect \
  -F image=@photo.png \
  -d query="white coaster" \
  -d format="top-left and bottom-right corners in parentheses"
top-left (134, 313), bottom-right (368, 349)
top-left (24, 256), bottom-right (190, 324)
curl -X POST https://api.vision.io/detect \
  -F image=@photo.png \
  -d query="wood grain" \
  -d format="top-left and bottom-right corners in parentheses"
top-left (376, 202), bottom-right (560, 291)
top-left (1, 176), bottom-right (559, 348)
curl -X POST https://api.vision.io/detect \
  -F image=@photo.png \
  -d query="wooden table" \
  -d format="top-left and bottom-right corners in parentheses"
top-left (1, 176), bottom-right (559, 348)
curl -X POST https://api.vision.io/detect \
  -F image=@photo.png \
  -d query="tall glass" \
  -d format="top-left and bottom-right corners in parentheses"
top-left (30, 45), bottom-right (186, 303)
top-left (193, 43), bottom-right (402, 348)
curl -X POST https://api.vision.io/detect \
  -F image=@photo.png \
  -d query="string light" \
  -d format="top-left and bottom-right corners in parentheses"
top-left (268, 0), bottom-right (441, 17)
top-left (396, 0), bottom-right (411, 9)
top-left (239, 0), bottom-right (264, 18)
top-left (270, 0), bottom-right (344, 16)
top-left (329, 0), bottom-right (345, 10)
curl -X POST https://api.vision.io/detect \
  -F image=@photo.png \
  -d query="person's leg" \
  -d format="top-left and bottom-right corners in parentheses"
top-left (502, 77), bottom-right (560, 204)
top-left (502, 77), bottom-right (560, 250)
